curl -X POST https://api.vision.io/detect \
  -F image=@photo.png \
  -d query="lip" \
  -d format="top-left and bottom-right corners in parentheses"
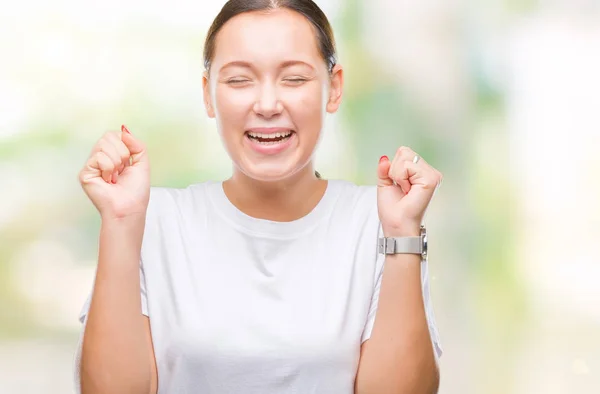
top-left (244, 130), bottom-right (296, 155)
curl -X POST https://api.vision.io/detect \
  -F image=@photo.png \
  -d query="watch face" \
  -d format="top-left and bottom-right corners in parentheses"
top-left (421, 226), bottom-right (428, 259)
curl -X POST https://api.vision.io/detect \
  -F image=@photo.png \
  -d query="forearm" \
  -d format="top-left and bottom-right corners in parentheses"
top-left (81, 216), bottom-right (151, 394)
top-left (355, 253), bottom-right (438, 394)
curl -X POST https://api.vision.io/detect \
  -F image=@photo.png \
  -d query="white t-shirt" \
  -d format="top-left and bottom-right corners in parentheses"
top-left (75, 180), bottom-right (442, 393)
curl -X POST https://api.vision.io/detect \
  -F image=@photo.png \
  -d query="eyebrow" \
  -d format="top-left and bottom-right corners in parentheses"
top-left (219, 60), bottom-right (315, 72)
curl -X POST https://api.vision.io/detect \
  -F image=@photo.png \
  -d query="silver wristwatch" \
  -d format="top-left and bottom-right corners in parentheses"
top-left (378, 225), bottom-right (427, 260)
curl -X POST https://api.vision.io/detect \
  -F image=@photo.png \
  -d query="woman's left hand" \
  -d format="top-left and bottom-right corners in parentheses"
top-left (376, 146), bottom-right (443, 237)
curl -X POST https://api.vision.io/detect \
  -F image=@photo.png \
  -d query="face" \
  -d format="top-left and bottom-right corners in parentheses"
top-left (203, 8), bottom-right (343, 181)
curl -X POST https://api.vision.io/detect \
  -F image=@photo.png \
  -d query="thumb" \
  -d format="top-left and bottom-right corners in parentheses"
top-left (377, 155), bottom-right (393, 187)
top-left (121, 125), bottom-right (148, 166)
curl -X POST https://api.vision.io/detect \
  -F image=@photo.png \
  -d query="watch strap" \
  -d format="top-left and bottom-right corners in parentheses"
top-left (378, 236), bottom-right (422, 255)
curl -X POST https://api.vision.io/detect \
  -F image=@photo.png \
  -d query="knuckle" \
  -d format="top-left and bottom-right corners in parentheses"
top-left (101, 132), bottom-right (119, 148)
top-left (102, 138), bottom-right (115, 150)
top-left (96, 139), bottom-right (109, 152)
top-left (97, 153), bottom-right (114, 170)
top-left (101, 132), bottom-right (113, 142)
top-left (118, 142), bottom-right (130, 160)
top-left (109, 151), bottom-right (120, 164)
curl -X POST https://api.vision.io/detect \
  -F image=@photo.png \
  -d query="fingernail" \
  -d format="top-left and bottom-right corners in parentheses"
top-left (121, 125), bottom-right (131, 134)
top-left (379, 155), bottom-right (388, 163)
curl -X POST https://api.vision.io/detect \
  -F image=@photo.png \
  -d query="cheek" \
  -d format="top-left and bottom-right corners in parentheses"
top-left (213, 87), bottom-right (254, 126)
top-left (287, 84), bottom-right (326, 127)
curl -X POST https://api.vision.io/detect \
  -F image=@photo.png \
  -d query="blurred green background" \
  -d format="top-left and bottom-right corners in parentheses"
top-left (1, 0), bottom-right (599, 392)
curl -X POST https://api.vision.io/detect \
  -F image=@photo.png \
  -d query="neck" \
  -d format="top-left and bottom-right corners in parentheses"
top-left (223, 165), bottom-right (327, 222)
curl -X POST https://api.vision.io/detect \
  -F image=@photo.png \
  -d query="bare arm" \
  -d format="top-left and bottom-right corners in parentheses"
top-left (354, 253), bottom-right (439, 394)
top-left (80, 216), bottom-right (158, 394)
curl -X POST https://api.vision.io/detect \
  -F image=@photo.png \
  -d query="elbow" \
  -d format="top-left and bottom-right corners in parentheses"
top-left (80, 379), bottom-right (150, 394)
top-left (427, 362), bottom-right (441, 394)
top-left (356, 359), bottom-right (440, 394)
top-left (399, 363), bottom-right (440, 394)
top-left (80, 363), bottom-right (151, 394)
top-left (409, 344), bottom-right (440, 394)
top-left (79, 335), bottom-right (153, 394)
top-left (414, 350), bottom-right (440, 394)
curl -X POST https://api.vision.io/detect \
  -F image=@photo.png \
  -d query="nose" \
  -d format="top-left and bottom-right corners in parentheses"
top-left (253, 83), bottom-right (283, 118)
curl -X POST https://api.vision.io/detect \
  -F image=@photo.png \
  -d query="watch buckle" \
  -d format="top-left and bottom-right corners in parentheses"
top-left (378, 237), bottom-right (396, 255)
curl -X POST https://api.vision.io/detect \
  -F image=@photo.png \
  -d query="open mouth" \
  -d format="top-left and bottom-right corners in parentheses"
top-left (246, 130), bottom-right (295, 145)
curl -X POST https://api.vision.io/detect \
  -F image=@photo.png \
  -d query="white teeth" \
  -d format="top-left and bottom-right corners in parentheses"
top-left (247, 131), bottom-right (293, 145)
top-left (247, 130), bottom-right (292, 139)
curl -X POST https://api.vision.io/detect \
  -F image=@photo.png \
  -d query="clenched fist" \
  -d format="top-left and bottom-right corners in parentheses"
top-left (377, 146), bottom-right (443, 237)
top-left (78, 125), bottom-right (150, 220)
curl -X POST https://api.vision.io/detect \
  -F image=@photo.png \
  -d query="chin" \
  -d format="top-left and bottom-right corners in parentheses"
top-left (240, 164), bottom-right (299, 182)
top-left (235, 154), bottom-right (313, 182)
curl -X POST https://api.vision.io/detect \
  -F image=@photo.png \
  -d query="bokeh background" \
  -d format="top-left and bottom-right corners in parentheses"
top-left (1, 0), bottom-right (599, 392)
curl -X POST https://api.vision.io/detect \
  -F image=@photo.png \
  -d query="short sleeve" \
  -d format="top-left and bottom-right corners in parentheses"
top-left (73, 259), bottom-right (149, 393)
top-left (361, 252), bottom-right (385, 344)
top-left (361, 244), bottom-right (443, 359)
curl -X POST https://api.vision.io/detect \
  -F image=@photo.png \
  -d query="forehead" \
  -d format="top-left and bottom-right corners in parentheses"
top-left (212, 8), bottom-right (322, 69)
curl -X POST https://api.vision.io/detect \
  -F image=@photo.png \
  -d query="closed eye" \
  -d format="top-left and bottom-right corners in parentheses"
top-left (283, 77), bottom-right (309, 85)
top-left (226, 78), bottom-right (251, 85)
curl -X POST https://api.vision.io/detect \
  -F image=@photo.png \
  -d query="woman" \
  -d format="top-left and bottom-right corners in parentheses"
top-left (75, 0), bottom-right (443, 393)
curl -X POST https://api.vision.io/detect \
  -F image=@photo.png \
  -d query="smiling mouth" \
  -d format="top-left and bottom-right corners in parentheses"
top-left (246, 130), bottom-right (295, 145)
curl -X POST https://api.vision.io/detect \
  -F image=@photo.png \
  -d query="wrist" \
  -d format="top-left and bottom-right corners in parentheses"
top-left (382, 223), bottom-right (422, 237)
top-left (101, 211), bottom-right (146, 224)
top-left (99, 216), bottom-right (145, 256)
top-left (101, 214), bottom-right (146, 234)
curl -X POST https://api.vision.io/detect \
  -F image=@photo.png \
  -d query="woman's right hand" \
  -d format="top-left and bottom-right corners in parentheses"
top-left (79, 125), bottom-right (151, 220)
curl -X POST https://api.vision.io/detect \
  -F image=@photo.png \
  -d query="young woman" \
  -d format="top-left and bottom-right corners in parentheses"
top-left (75, 1), bottom-right (443, 393)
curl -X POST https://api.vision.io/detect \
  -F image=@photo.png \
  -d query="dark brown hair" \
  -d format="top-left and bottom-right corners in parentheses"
top-left (203, 0), bottom-right (337, 75)
top-left (204, 0), bottom-right (334, 179)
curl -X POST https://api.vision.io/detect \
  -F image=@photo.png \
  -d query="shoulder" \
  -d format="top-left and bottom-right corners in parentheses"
top-left (329, 179), bottom-right (377, 212)
top-left (328, 179), bottom-right (380, 230)
top-left (140, 182), bottom-right (214, 255)
top-left (144, 181), bottom-right (214, 224)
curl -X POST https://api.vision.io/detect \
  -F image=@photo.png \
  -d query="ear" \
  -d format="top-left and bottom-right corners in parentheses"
top-left (202, 71), bottom-right (216, 119)
top-left (326, 64), bottom-right (344, 114)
